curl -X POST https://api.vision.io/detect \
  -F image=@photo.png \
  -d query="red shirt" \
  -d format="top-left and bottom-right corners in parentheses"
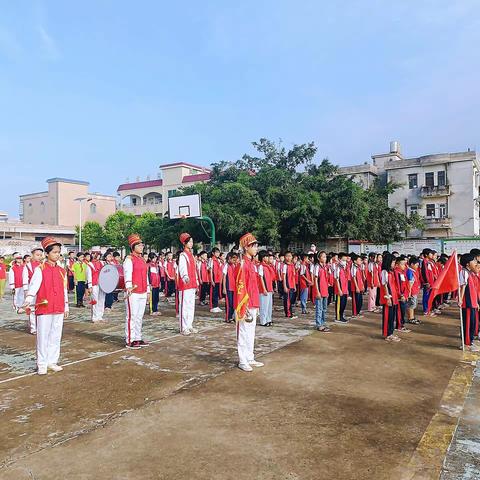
top-left (131, 254), bottom-right (148, 294)
top-left (11, 263), bottom-right (24, 288)
top-left (36, 263), bottom-right (67, 315)
top-left (314, 264), bottom-right (329, 298)
top-left (258, 263), bottom-right (274, 293)
top-left (210, 257), bottom-right (223, 283)
top-left (299, 262), bottom-right (312, 290)
top-left (89, 260), bottom-right (103, 287)
top-left (380, 271), bottom-right (399, 305)
top-left (394, 267), bottom-right (409, 298)
top-left (242, 256), bottom-right (259, 308)
top-left (334, 265), bottom-right (348, 295)
top-left (0, 263), bottom-right (6, 280)
top-left (177, 250), bottom-right (198, 291)
top-left (350, 264), bottom-right (364, 292)
top-left (199, 261), bottom-right (209, 283)
top-left (26, 261), bottom-right (41, 283)
top-left (224, 263), bottom-right (238, 292)
top-left (148, 263), bottom-right (160, 288)
top-left (407, 267), bottom-right (421, 297)
top-left (166, 260), bottom-right (176, 280)
top-left (283, 263), bottom-right (296, 289)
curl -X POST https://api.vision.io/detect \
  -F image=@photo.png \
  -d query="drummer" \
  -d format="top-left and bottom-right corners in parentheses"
top-left (86, 247), bottom-right (105, 322)
top-left (123, 234), bottom-right (150, 349)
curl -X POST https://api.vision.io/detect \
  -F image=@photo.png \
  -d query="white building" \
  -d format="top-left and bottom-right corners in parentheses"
top-left (117, 162), bottom-right (211, 217)
top-left (339, 142), bottom-right (480, 239)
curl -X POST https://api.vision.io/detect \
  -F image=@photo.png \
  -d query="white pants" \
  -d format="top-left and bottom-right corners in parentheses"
top-left (178, 288), bottom-right (196, 332)
top-left (36, 314), bottom-right (64, 368)
top-left (91, 285), bottom-right (106, 322)
top-left (28, 293), bottom-right (37, 333)
top-left (13, 288), bottom-right (24, 309)
top-left (125, 292), bottom-right (147, 343)
top-left (259, 293), bottom-right (273, 325)
top-left (237, 307), bottom-right (258, 366)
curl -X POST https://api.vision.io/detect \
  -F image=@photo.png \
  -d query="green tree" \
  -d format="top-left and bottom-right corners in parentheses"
top-left (104, 211), bottom-right (138, 249)
top-left (75, 221), bottom-right (107, 250)
top-left (183, 138), bottom-right (417, 248)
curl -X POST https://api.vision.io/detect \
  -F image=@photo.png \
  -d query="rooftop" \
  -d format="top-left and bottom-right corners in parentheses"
top-left (117, 179), bottom-right (163, 192)
top-left (47, 178), bottom-right (90, 186)
top-left (182, 172), bottom-right (211, 183)
top-left (384, 151), bottom-right (479, 171)
top-left (159, 162), bottom-right (211, 172)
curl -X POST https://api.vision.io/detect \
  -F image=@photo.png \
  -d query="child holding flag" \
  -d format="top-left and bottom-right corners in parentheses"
top-left (235, 233), bottom-right (264, 372)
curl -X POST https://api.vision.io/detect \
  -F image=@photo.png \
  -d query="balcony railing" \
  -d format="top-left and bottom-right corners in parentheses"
top-left (424, 216), bottom-right (452, 229)
top-left (420, 185), bottom-right (450, 197)
top-left (118, 203), bottom-right (164, 216)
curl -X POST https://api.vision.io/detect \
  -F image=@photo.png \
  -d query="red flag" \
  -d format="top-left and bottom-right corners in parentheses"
top-left (234, 259), bottom-right (249, 321)
top-left (427, 251), bottom-right (459, 313)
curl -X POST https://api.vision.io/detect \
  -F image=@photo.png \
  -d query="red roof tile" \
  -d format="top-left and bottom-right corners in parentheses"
top-left (117, 179), bottom-right (163, 192)
top-left (182, 173), bottom-right (211, 183)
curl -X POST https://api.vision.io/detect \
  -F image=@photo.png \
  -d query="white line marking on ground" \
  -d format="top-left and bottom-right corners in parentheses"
top-left (0, 325), bottom-right (221, 386)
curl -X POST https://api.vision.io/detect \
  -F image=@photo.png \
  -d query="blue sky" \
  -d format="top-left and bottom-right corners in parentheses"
top-left (1, 0), bottom-right (479, 218)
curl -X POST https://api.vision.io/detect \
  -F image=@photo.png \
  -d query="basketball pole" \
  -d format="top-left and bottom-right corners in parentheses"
top-left (199, 215), bottom-right (216, 247)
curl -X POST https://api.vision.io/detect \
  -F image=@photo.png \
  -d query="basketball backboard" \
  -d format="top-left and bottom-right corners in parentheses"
top-left (168, 194), bottom-right (202, 219)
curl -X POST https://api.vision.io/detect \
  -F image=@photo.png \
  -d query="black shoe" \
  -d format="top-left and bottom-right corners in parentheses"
top-left (126, 341), bottom-right (141, 350)
top-left (138, 340), bottom-right (149, 347)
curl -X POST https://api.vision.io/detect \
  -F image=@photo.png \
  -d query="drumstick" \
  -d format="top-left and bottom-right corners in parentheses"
top-left (125, 284), bottom-right (138, 297)
top-left (18, 299), bottom-right (48, 315)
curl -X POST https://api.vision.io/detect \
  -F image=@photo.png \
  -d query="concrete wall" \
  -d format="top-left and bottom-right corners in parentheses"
top-left (21, 180), bottom-right (116, 227)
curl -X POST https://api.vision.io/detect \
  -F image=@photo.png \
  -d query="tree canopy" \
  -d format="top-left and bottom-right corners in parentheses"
top-left (75, 138), bottom-right (421, 251)
top-left (184, 138), bottom-right (421, 248)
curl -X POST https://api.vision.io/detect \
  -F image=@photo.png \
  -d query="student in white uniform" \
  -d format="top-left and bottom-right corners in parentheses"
top-left (23, 237), bottom-right (69, 375)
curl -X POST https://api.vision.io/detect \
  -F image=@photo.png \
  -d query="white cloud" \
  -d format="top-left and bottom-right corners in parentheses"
top-left (37, 24), bottom-right (60, 60)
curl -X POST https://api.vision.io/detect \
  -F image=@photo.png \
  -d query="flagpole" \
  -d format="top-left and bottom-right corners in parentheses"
top-left (454, 252), bottom-right (465, 352)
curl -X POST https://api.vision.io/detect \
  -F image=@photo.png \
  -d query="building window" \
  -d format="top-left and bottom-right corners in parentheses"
top-left (408, 174), bottom-right (418, 189)
top-left (409, 205), bottom-right (418, 215)
top-left (426, 204), bottom-right (436, 218)
top-left (439, 203), bottom-right (447, 218)
top-left (40, 201), bottom-right (45, 213)
top-left (437, 171), bottom-right (446, 187)
top-left (168, 189), bottom-right (177, 198)
top-left (425, 172), bottom-right (434, 187)
top-left (90, 203), bottom-right (97, 214)
top-left (132, 197), bottom-right (138, 206)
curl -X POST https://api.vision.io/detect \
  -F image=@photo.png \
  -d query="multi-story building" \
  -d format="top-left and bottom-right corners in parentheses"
top-left (117, 162), bottom-right (211, 216)
top-left (20, 178), bottom-right (116, 227)
top-left (339, 142), bottom-right (480, 239)
top-left (0, 222), bottom-right (76, 255)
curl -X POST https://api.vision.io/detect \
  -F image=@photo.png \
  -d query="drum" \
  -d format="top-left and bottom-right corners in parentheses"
top-left (98, 264), bottom-right (125, 294)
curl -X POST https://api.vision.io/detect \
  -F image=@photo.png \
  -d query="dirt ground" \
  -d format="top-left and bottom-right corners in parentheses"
top-left (0, 293), bottom-right (466, 479)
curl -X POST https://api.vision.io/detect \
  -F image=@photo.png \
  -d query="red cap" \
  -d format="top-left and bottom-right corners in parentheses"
top-left (239, 232), bottom-right (258, 249)
top-left (41, 237), bottom-right (61, 250)
top-left (128, 234), bottom-right (142, 249)
top-left (179, 232), bottom-right (191, 245)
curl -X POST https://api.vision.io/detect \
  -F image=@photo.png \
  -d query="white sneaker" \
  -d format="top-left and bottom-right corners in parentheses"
top-left (48, 364), bottom-right (63, 372)
top-left (181, 329), bottom-right (191, 336)
top-left (249, 360), bottom-right (264, 368)
top-left (38, 367), bottom-right (47, 375)
top-left (469, 344), bottom-right (480, 352)
top-left (238, 363), bottom-right (253, 372)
